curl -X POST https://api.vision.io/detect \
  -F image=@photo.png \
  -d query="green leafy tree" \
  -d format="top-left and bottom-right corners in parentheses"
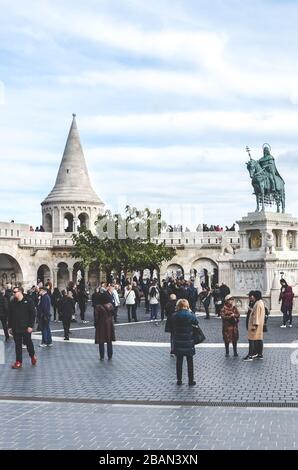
top-left (72, 206), bottom-right (175, 281)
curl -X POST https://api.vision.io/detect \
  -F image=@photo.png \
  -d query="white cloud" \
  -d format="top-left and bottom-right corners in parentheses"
top-left (81, 110), bottom-right (298, 138)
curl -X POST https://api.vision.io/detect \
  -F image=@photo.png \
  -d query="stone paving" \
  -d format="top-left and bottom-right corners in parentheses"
top-left (1, 337), bottom-right (298, 404)
top-left (0, 401), bottom-right (297, 450)
top-left (47, 302), bottom-right (298, 344)
top-left (1, 301), bottom-right (298, 450)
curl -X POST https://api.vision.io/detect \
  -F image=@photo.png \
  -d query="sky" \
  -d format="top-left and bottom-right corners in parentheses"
top-left (1, 0), bottom-right (298, 229)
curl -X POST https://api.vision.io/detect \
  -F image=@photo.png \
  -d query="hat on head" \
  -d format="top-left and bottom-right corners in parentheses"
top-left (225, 294), bottom-right (234, 301)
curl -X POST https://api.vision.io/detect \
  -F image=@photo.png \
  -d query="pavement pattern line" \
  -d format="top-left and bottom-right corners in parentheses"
top-left (29, 334), bottom-right (298, 348)
top-left (0, 396), bottom-right (298, 408)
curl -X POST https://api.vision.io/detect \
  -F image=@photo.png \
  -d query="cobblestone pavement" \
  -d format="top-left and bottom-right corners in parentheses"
top-left (0, 400), bottom-right (297, 450)
top-left (47, 303), bottom-right (298, 344)
top-left (1, 339), bottom-right (298, 404)
top-left (1, 302), bottom-right (298, 450)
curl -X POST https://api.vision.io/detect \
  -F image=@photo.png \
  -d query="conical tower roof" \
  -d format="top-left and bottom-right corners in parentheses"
top-left (42, 114), bottom-right (102, 205)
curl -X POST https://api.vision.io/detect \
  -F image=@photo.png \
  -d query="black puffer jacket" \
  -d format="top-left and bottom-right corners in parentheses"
top-left (172, 309), bottom-right (198, 357)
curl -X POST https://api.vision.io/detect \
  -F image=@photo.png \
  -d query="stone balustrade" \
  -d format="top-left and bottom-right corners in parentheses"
top-left (156, 231), bottom-right (240, 247)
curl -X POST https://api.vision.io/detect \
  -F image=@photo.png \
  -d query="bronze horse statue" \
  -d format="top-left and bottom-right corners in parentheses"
top-left (246, 158), bottom-right (285, 213)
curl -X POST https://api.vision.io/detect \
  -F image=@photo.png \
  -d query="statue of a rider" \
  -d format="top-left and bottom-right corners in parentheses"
top-left (258, 144), bottom-right (284, 193)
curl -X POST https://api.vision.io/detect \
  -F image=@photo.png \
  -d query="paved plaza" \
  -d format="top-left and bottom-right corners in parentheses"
top-left (1, 301), bottom-right (298, 450)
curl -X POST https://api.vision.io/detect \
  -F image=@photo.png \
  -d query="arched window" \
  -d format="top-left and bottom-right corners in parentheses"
top-left (78, 212), bottom-right (89, 229)
top-left (64, 213), bottom-right (74, 232)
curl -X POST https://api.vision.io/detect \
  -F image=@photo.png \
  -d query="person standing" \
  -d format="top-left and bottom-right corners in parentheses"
top-left (112, 284), bottom-right (121, 323)
top-left (94, 292), bottom-right (115, 360)
top-left (141, 278), bottom-right (150, 313)
top-left (220, 294), bottom-right (240, 357)
top-left (8, 287), bottom-right (37, 368)
top-left (124, 284), bottom-right (136, 323)
top-left (280, 285), bottom-right (294, 328)
top-left (243, 290), bottom-right (265, 361)
top-left (0, 289), bottom-right (9, 341)
top-left (37, 286), bottom-right (52, 347)
top-left (77, 287), bottom-right (89, 323)
top-left (219, 282), bottom-right (230, 301)
top-left (213, 284), bottom-right (223, 318)
top-left (132, 281), bottom-right (141, 322)
top-left (202, 287), bottom-right (211, 319)
top-left (60, 290), bottom-right (75, 340)
top-left (165, 293), bottom-right (177, 355)
top-left (149, 283), bottom-right (160, 321)
top-left (187, 282), bottom-right (198, 314)
top-left (51, 287), bottom-right (62, 322)
top-left (171, 299), bottom-right (198, 386)
top-left (91, 287), bottom-right (101, 309)
top-left (160, 281), bottom-right (170, 321)
top-left (5, 283), bottom-right (13, 302)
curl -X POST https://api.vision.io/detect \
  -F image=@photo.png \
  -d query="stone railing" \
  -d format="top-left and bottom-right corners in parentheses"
top-left (156, 231), bottom-right (240, 247)
top-left (0, 222), bottom-right (29, 239)
top-left (18, 232), bottom-right (74, 248)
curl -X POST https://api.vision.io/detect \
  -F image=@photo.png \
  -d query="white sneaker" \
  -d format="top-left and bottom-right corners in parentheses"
top-left (39, 343), bottom-right (47, 348)
top-left (22, 344), bottom-right (27, 349)
top-left (280, 325), bottom-right (287, 328)
top-left (289, 324), bottom-right (293, 328)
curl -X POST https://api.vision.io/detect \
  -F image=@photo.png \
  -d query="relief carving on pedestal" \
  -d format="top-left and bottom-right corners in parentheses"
top-left (235, 269), bottom-right (264, 291)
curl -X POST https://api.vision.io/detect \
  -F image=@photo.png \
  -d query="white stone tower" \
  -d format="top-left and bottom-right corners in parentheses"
top-left (41, 114), bottom-right (104, 233)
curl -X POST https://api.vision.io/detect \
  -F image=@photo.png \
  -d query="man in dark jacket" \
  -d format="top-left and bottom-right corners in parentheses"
top-left (0, 290), bottom-right (9, 341)
top-left (37, 287), bottom-right (52, 347)
top-left (60, 290), bottom-right (75, 340)
top-left (8, 286), bottom-right (37, 368)
top-left (160, 281), bottom-right (170, 321)
top-left (165, 293), bottom-right (177, 355)
top-left (187, 282), bottom-right (198, 313)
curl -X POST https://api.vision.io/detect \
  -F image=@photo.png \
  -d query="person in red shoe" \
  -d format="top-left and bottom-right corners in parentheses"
top-left (8, 286), bottom-right (37, 369)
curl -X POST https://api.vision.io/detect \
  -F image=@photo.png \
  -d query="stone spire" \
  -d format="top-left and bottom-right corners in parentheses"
top-left (42, 114), bottom-right (102, 204)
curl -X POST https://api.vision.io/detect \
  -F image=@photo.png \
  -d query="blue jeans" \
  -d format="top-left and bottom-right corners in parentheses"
top-left (42, 322), bottom-right (52, 345)
top-left (99, 342), bottom-right (113, 359)
top-left (150, 304), bottom-right (159, 320)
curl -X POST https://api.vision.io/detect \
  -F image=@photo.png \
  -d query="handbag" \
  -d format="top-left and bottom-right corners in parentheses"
top-left (192, 324), bottom-right (206, 344)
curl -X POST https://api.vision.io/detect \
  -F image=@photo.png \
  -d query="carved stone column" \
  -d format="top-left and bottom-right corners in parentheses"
top-left (52, 268), bottom-right (58, 288)
top-left (281, 230), bottom-right (288, 250)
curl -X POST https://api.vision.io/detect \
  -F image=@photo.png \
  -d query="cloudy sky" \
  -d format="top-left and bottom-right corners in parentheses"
top-left (1, 0), bottom-right (298, 229)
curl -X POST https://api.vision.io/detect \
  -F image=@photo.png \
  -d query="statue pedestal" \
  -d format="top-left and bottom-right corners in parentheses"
top-left (217, 211), bottom-right (298, 314)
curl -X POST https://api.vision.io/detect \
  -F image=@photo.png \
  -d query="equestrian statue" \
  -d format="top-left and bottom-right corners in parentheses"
top-left (246, 144), bottom-right (285, 213)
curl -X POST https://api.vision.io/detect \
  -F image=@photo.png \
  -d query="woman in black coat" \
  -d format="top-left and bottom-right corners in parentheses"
top-left (171, 298), bottom-right (198, 386)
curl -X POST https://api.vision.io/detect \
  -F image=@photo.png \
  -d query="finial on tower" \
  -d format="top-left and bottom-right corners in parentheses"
top-left (72, 113), bottom-right (76, 118)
